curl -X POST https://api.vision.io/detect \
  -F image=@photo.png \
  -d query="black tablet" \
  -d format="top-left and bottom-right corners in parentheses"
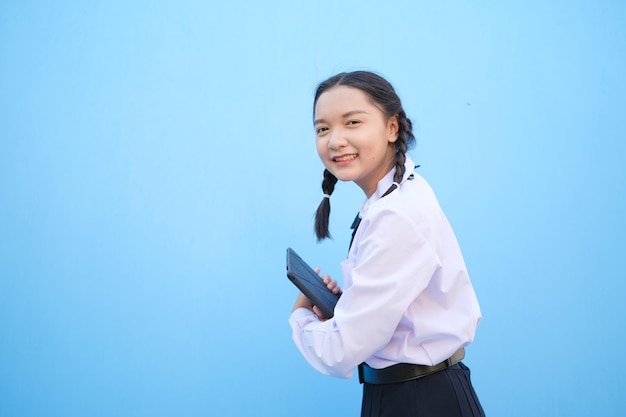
top-left (286, 248), bottom-right (340, 318)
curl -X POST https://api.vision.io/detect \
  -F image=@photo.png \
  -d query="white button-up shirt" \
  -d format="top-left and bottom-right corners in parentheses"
top-left (289, 157), bottom-right (482, 378)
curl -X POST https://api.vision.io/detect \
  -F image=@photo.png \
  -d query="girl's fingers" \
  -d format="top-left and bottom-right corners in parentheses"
top-left (325, 278), bottom-right (342, 294)
top-left (318, 271), bottom-right (343, 294)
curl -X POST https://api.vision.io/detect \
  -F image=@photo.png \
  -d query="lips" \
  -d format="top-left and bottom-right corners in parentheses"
top-left (332, 154), bottom-right (357, 162)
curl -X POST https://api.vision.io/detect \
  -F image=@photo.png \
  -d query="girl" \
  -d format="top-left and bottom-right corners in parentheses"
top-left (289, 71), bottom-right (485, 417)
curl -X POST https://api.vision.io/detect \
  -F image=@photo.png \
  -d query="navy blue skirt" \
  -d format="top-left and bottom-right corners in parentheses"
top-left (360, 362), bottom-right (485, 417)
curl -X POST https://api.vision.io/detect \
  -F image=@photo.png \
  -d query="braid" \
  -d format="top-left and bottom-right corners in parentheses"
top-left (314, 169), bottom-right (338, 240)
top-left (394, 111), bottom-right (414, 182)
top-left (393, 147), bottom-right (407, 184)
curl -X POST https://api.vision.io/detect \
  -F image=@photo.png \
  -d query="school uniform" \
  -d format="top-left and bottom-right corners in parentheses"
top-left (289, 157), bottom-right (485, 416)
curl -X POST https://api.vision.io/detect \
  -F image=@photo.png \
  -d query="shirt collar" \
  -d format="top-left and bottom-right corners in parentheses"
top-left (360, 156), bottom-right (416, 217)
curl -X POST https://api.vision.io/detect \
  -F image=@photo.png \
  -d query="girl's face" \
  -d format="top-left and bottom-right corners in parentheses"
top-left (314, 85), bottom-right (399, 197)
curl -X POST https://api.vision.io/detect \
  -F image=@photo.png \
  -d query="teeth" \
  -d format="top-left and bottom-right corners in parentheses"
top-left (334, 154), bottom-right (357, 162)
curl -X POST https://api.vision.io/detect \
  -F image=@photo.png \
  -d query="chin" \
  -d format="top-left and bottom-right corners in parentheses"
top-left (328, 171), bottom-right (355, 182)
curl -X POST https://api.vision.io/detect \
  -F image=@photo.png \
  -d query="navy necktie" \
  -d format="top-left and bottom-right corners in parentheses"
top-left (349, 213), bottom-right (361, 251)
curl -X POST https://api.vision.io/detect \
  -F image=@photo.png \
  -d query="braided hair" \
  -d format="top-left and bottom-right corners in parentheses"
top-left (313, 71), bottom-right (416, 240)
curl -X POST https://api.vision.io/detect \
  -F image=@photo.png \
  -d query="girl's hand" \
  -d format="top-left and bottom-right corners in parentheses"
top-left (317, 268), bottom-right (342, 296)
top-left (292, 268), bottom-right (342, 320)
top-left (292, 291), bottom-right (314, 312)
top-left (314, 272), bottom-right (342, 320)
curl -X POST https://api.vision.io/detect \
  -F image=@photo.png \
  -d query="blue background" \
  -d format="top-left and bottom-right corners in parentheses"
top-left (1, 1), bottom-right (625, 416)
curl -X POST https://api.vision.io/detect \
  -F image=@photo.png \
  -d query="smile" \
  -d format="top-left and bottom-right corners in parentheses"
top-left (332, 154), bottom-right (357, 162)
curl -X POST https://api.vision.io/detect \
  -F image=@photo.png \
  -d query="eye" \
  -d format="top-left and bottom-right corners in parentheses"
top-left (316, 126), bottom-right (329, 135)
top-left (346, 120), bottom-right (361, 126)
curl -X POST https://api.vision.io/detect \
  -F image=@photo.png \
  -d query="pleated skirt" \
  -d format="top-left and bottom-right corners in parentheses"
top-left (360, 362), bottom-right (485, 417)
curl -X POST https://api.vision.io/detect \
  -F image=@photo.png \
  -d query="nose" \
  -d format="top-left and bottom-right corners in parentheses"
top-left (327, 129), bottom-right (347, 150)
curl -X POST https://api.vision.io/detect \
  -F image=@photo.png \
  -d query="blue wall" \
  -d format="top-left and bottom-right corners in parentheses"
top-left (1, 1), bottom-right (625, 416)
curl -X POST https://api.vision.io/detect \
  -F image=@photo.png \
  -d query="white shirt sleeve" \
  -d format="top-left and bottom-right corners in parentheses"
top-left (289, 205), bottom-right (440, 378)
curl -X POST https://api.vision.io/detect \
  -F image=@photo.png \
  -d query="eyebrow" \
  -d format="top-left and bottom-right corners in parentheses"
top-left (314, 110), bottom-right (368, 125)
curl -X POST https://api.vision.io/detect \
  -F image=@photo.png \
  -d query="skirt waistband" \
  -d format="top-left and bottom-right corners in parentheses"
top-left (358, 348), bottom-right (465, 385)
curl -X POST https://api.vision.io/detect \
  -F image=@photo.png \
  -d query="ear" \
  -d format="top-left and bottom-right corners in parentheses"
top-left (387, 114), bottom-right (399, 143)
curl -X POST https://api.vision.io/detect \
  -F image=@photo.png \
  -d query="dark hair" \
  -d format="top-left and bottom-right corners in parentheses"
top-left (313, 70), bottom-right (416, 240)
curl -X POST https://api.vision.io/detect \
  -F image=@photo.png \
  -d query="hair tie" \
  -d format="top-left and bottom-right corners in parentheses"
top-left (323, 194), bottom-right (331, 199)
top-left (392, 182), bottom-right (400, 188)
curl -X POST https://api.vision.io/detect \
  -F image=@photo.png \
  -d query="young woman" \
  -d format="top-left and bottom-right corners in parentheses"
top-left (289, 71), bottom-right (485, 417)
